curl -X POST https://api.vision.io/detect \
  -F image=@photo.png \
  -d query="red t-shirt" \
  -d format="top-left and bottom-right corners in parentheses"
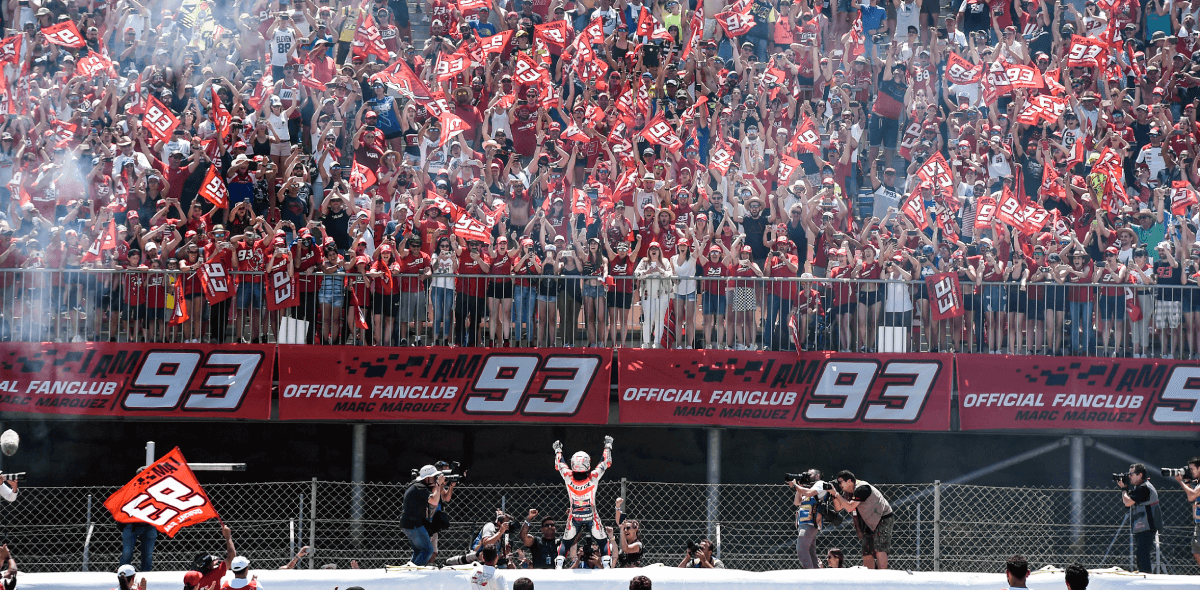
top-left (236, 239), bottom-right (268, 283)
top-left (457, 250), bottom-right (491, 297)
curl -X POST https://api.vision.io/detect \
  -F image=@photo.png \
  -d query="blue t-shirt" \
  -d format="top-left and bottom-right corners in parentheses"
top-left (366, 95), bottom-right (402, 135)
top-left (861, 5), bottom-right (885, 35)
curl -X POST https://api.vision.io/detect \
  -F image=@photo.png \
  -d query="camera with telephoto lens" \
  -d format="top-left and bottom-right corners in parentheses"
top-left (0, 473), bottom-right (24, 483)
top-left (1112, 472), bottom-right (1131, 486)
top-left (784, 471), bottom-right (817, 485)
top-left (685, 540), bottom-right (700, 557)
top-left (581, 534), bottom-right (597, 559)
top-left (1162, 467), bottom-right (1193, 479)
top-left (411, 460), bottom-right (467, 483)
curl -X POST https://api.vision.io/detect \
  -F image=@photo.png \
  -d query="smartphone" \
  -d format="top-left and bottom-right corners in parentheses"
top-left (331, 121), bottom-right (343, 128)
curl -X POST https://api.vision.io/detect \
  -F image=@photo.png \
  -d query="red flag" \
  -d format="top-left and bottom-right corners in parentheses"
top-left (561, 120), bottom-right (590, 143)
top-left (1172, 181), bottom-right (1198, 215)
top-left (211, 87), bottom-right (231, 140)
top-left (788, 114), bottom-right (820, 154)
top-left (974, 196), bottom-right (997, 229)
top-left (513, 52), bottom-right (547, 85)
top-left (352, 10), bottom-right (390, 61)
top-left (639, 112), bottom-right (683, 151)
top-left (714, 10), bottom-right (755, 37)
top-left (0, 35), bottom-right (22, 66)
top-left (103, 448), bottom-right (220, 538)
top-left (995, 186), bottom-right (1026, 229)
top-left (167, 281), bottom-right (189, 327)
top-left (710, 141), bottom-right (733, 174)
top-left (481, 30), bottom-right (512, 53)
top-left (534, 20), bottom-right (570, 49)
top-left (198, 165), bottom-right (229, 208)
top-left (901, 186), bottom-right (929, 230)
top-left (437, 112), bottom-right (468, 146)
top-left (777, 155), bottom-right (801, 184)
top-left (202, 260), bottom-right (236, 305)
top-left (81, 219), bottom-right (117, 263)
top-left (926, 272), bottom-right (965, 320)
top-left (349, 160), bottom-right (377, 192)
top-left (1004, 62), bottom-right (1044, 89)
top-left (681, 6), bottom-right (704, 60)
top-left (75, 52), bottom-right (113, 77)
top-left (1043, 68), bottom-right (1065, 95)
top-left (40, 21), bottom-right (86, 48)
top-left (435, 52), bottom-right (468, 81)
top-left (265, 264), bottom-right (299, 312)
top-left (453, 215), bottom-right (492, 243)
top-left (141, 96), bottom-right (180, 144)
top-left (945, 52), bottom-right (984, 84)
top-left (1066, 37), bottom-right (1107, 68)
top-left (636, 6), bottom-right (656, 36)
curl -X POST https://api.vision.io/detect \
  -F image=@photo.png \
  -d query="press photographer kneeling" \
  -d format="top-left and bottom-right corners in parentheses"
top-left (1115, 463), bottom-right (1161, 573)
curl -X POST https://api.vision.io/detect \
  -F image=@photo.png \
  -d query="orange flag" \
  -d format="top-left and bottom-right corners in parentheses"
top-left (103, 447), bottom-right (219, 537)
top-left (167, 280), bottom-right (189, 327)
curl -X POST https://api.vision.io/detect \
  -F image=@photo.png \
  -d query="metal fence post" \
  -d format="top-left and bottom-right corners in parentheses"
top-left (351, 424), bottom-right (367, 547)
top-left (82, 494), bottom-right (92, 572)
top-left (297, 494), bottom-right (305, 567)
top-left (706, 428), bottom-right (721, 559)
top-left (620, 478), bottom-right (627, 504)
top-left (1069, 436), bottom-right (1085, 549)
top-left (309, 478), bottom-right (317, 570)
top-left (933, 480), bottom-right (940, 572)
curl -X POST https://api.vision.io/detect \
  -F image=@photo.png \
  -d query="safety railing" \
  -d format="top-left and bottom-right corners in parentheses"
top-left (0, 268), bottom-right (1193, 357)
top-left (2, 480), bottom-right (1197, 574)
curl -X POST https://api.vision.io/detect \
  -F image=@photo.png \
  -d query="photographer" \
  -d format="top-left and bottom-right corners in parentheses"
top-left (787, 469), bottom-right (828, 569)
top-left (519, 510), bottom-right (558, 569)
top-left (676, 539), bottom-right (723, 569)
top-left (572, 535), bottom-right (604, 569)
top-left (446, 510), bottom-right (511, 566)
top-left (1172, 457), bottom-right (1200, 567)
top-left (1116, 463), bottom-right (1162, 573)
top-left (831, 470), bottom-right (894, 569)
top-left (401, 465), bottom-right (446, 566)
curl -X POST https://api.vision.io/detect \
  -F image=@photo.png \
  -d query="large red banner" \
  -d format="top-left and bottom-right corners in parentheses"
top-left (618, 350), bottom-right (953, 429)
top-left (957, 356), bottom-right (1200, 431)
top-left (104, 447), bottom-right (220, 537)
top-left (277, 346), bottom-right (611, 423)
top-left (0, 343), bottom-right (272, 419)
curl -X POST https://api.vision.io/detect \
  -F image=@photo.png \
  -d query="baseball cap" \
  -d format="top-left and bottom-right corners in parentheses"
top-left (230, 556), bottom-right (250, 572)
top-left (117, 565), bottom-right (136, 578)
top-left (183, 571), bottom-right (203, 585)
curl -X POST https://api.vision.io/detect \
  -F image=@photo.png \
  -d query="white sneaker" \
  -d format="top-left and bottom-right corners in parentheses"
top-left (554, 556), bottom-right (565, 570)
top-left (71, 335), bottom-right (84, 343)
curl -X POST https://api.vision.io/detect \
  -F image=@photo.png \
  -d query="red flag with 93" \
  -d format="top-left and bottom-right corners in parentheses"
top-left (974, 195), bottom-right (997, 229)
top-left (1066, 37), bottom-right (1106, 68)
top-left (640, 113), bottom-right (683, 151)
top-left (41, 21), bottom-right (86, 48)
top-left (901, 186), bottom-right (929, 230)
top-left (75, 53), bottom-right (113, 77)
top-left (141, 96), bottom-right (180, 144)
top-left (198, 165), bottom-right (229, 208)
top-left (0, 35), bottom-right (21, 66)
top-left (481, 30), bottom-right (512, 54)
top-left (715, 10), bottom-right (754, 36)
top-left (945, 52), bottom-right (983, 84)
top-left (103, 447), bottom-right (220, 537)
top-left (788, 115), bottom-right (820, 153)
top-left (436, 53), bottom-right (468, 81)
top-left (438, 112), bottom-right (468, 145)
top-left (1172, 180), bottom-right (1198, 215)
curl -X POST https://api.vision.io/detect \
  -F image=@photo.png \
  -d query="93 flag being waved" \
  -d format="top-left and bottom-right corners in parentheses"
top-left (104, 447), bottom-right (220, 537)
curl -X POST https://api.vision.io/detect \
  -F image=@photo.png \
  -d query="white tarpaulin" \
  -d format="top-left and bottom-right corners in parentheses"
top-left (15, 565), bottom-right (1198, 590)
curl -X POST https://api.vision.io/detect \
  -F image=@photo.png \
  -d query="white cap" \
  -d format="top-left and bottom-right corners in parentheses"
top-left (416, 464), bottom-right (439, 480)
top-left (230, 555), bottom-right (250, 571)
top-left (117, 564), bottom-right (136, 578)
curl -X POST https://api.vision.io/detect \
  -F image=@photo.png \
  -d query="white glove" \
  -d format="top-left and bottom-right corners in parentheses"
top-left (603, 436), bottom-right (614, 448)
top-left (552, 440), bottom-right (563, 453)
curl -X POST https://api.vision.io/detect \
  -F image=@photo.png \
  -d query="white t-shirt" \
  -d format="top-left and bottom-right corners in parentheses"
top-left (672, 254), bottom-right (698, 295)
top-left (1137, 145), bottom-right (1165, 180)
top-left (470, 564), bottom-right (508, 590)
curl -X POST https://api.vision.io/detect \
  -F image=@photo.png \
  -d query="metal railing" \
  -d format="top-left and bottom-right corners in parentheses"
top-left (2, 480), bottom-right (1197, 574)
top-left (0, 268), bottom-right (1193, 357)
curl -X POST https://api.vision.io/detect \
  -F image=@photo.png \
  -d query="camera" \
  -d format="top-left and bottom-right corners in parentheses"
top-left (410, 460), bottom-right (467, 483)
top-left (685, 540), bottom-right (700, 557)
top-left (1111, 472), bottom-right (1131, 486)
top-left (0, 473), bottom-right (25, 483)
top-left (1161, 467), bottom-right (1191, 478)
top-left (787, 470), bottom-right (816, 484)
top-left (581, 534), bottom-right (597, 559)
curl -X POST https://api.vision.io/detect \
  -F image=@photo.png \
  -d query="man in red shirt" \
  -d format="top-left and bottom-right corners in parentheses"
top-left (233, 227), bottom-right (269, 343)
top-left (187, 525), bottom-right (238, 590)
top-left (455, 238), bottom-right (491, 346)
top-left (398, 234), bottom-right (431, 345)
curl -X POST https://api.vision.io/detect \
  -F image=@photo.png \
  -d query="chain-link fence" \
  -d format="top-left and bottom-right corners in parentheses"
top-left (1, 481), bottom-right (1196, 575)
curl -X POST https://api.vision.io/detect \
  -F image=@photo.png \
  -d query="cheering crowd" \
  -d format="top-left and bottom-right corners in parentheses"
top-left (0, 0), bottom-right (1199, 355)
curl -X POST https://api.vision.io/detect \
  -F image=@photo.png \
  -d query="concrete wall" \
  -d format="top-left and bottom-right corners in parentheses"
top-left (2, 419), bottom-right (1196, 489)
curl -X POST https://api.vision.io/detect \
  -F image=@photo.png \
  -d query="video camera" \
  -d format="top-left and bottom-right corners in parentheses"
top-left (411, 461), bottom-right (468, 483)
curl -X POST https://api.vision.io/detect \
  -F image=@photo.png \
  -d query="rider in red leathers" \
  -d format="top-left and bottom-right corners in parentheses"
top-left (553, 436), bottom-right (613, 569)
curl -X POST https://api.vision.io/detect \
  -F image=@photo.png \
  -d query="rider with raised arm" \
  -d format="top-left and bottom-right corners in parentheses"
top-left (552, 436), bottom-right (614, 569)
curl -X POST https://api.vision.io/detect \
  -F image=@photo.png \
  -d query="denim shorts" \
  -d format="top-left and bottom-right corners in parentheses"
top-left (318, 290), bottom-right (345, 307)
top-left (982, 285), bottom-right (1008, 313)
top-left (676, 292), bottom-right (697, 302)
top-left (536, 294), bottom-right (557, 303)
top-left (582, 284), bottom-right (604, 298)
top-left (237, 281), bottom-right (264, 309)
top-left (702, 292), bottom-right (726, 315)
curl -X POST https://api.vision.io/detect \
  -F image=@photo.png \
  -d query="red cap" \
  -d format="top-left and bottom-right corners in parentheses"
top-left (183, 571), bottom-right (202, 585)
